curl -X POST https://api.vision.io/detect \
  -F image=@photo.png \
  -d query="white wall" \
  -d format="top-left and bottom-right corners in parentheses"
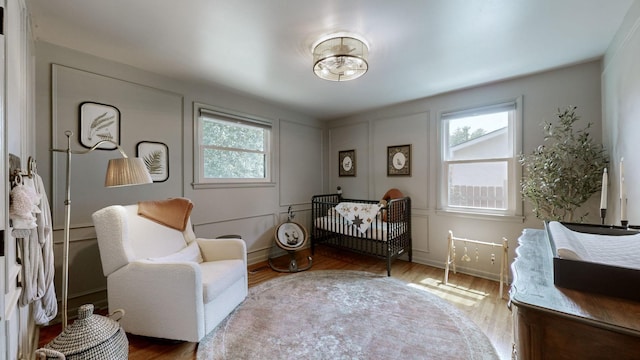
top-left (603, 0), bottom-right (640, 226)
top-left (327, 60), bottom-right (604, 280)
top-left (34, 41), bottom-right (327, 315)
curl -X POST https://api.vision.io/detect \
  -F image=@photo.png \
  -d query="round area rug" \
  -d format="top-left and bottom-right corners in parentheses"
top-left (197, 270), bottom-right (499, 360)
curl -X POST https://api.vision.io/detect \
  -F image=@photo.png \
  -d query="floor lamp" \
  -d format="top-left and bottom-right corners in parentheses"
top-left (52, 130), bottom-right (152, 329)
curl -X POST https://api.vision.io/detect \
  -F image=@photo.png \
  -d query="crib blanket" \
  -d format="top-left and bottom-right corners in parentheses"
top-left (334, 202), bottom-right (383, 234)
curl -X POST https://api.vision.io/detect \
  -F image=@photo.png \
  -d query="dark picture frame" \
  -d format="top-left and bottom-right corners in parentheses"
top-left (387, 144), bottom-right (411, 176)
top-left (136, 141), bottom-right (169, 182)
top-left (79, 101), bottom-right (120, 149)
top-left (338, 149), bottom-right (356, 177)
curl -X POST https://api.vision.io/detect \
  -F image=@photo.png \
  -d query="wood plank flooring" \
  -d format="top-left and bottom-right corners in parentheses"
top-left (38, 247), bottom-right (513, 359)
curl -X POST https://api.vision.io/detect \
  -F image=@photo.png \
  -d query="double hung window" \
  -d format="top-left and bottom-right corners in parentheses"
top-left (440, 99), bottom-right (521, 216)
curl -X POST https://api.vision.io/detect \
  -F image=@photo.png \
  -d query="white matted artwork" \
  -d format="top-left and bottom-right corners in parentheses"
top-left (136, 141), bottom-right (169, 182)
top-left (79, 101), bottom-right (120, 149)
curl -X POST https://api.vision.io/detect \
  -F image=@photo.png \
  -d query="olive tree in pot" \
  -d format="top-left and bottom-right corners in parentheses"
top-left (519, 106), bottom-right (608, 222)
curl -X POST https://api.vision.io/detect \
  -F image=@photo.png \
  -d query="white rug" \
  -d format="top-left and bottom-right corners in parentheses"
top-left (197, 270), bottom-right (499, 359)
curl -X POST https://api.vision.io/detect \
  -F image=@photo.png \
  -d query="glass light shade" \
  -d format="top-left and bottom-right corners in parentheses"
top-left (313, 36), bottom-right (368, 81)
top-left (105, 157), bottom-right (153, 187)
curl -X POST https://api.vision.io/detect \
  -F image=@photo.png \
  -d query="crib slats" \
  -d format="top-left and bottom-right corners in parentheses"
top-left (311, 194), bottom-right (412, 276)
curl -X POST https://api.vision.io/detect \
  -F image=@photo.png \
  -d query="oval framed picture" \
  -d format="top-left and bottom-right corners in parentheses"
top-left (387, 144), bottom-right (411, 176)
top-left (274, 221), bottom-right (308, 251)
top-left (339, 149), bottom-right (356, 177)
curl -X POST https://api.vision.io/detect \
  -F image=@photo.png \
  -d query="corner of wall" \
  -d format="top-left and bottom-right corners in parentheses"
top-left (604, 1), bottom-right (640, 71)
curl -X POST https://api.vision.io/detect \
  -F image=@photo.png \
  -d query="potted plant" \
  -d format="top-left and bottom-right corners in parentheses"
top-left (519, 106), bottom-right (608, 222)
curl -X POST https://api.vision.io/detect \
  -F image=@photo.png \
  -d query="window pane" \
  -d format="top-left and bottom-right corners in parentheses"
top-left (446, 112), bottom-right (509, 161)
top-left (202, 118), bottom-right (265, 151)
top-left (448, 161), bottom-right (507, 210)
top-left (204, 148), bottom-right (265, 178)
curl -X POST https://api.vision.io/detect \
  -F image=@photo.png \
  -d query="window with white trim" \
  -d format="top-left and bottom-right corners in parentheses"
top-left (440, 99), bottom-right (522, 215)
top-left (195, 104), bottom-right (272, 184)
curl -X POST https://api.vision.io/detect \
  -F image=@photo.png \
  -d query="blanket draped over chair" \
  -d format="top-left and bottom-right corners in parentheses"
top-left (137, 197), bottom-right (193, 231)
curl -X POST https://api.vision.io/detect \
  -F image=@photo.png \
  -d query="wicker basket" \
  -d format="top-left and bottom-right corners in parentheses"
top-left (35, 304), bottom-right (128, 359)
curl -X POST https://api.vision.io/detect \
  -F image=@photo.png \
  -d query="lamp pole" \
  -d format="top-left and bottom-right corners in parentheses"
top-left (52, 130), bottom-right (151, 329)
top-left (61, 131), bottom-right (73, 329)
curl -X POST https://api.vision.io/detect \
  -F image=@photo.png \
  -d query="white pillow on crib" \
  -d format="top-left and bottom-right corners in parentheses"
top-left (148, 241), bottom-right (203, 263)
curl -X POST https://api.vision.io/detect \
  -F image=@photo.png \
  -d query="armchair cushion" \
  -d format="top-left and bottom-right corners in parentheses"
top-left (197, 238), bottom-right (246, 262)
top-left (148, 241), bottom-right (203, 263)
top-left (200, 260), bottom-right (246, 303)
top-left (124, 205), bottom-right (187, 259)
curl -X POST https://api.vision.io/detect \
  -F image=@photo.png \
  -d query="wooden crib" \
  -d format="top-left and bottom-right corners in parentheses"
top-left (311, 193), bottom-right (412, 276)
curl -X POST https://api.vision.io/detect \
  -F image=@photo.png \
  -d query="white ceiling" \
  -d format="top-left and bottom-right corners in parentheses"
top-left (27, 0), bottom-right (634, 120)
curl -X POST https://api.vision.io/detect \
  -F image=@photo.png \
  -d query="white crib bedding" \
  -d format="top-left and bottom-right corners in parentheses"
top-left (548, 221), bottom-right (640, 270)
top-left (314, 216), bottom-right (405, 241)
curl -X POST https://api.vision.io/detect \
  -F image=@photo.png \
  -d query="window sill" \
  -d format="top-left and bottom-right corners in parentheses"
top-left (435, 209), bottom-right (524, 223)
top-left (192, 181), bottom-right (276, 190)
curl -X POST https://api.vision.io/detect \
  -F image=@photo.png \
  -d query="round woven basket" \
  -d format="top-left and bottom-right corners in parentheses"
top-left (35, 304), bottom-right (128, 360)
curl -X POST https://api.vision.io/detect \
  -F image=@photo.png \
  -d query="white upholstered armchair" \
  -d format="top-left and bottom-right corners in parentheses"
top-left (91, 202), bottom-right (248, 342)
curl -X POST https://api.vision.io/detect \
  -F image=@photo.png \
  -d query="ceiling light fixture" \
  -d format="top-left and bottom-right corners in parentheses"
top-left (313, 35), bottom-right (369, 82)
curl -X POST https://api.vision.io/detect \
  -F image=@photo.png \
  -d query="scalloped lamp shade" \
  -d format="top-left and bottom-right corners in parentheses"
top-left (313, 36), bottom-right (369, 81)
top-left (105, 157), bottom-right (153, 187)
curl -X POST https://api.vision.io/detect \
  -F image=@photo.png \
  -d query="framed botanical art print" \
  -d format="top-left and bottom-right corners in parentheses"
top-left (339, 149), bottom-right (356, 177)
top-left (136, 141), bottom-right (169, 182)
top-left (79, 101), bottom-right (120, 149)
top-left (387, 144), bottom-right (411, 176)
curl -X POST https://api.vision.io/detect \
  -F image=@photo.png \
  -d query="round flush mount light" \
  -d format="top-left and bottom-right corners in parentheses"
top-left (313, 35), bottom-right (369, 82)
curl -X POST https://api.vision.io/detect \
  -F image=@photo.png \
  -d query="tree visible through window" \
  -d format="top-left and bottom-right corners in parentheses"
top-left (196, 105), bottom-right (271, 183)
top-left (449, 126), bottom-right (487, 147)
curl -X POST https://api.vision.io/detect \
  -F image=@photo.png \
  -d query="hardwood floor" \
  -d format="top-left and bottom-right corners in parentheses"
top-left (38, 247), bottom-right (513, 359)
